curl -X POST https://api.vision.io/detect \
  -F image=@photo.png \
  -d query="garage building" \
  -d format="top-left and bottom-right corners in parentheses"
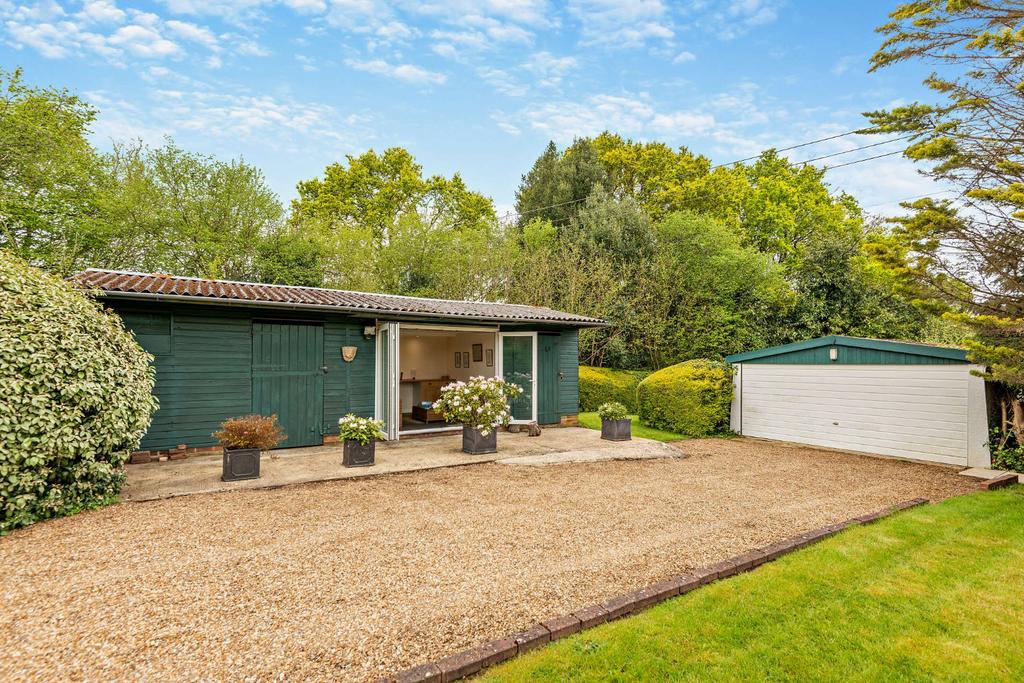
top-left (726, 336), bottom-right (990, 468)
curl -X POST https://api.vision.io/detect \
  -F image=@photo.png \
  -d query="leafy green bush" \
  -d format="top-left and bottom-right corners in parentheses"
top-left (597, 402), bottom-right (629, 421)
top-left (990, 430), bottom-right (1024, 473)
top-left (0, 252), bottom-right (158, 533)
top-left (579, 366), bottom-right (649, 412)
top-left (637, 360), bottom-right (733, 436)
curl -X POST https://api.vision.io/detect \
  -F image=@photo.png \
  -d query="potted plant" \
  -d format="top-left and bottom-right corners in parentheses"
top-left (213, 414), bottom-right (285, 481)
top-left (598, 401), bottom-right (632, 441)
top-left (338, 414), bottom-right (386, 467)
top-left (432, 376), bottom-right (523, 455)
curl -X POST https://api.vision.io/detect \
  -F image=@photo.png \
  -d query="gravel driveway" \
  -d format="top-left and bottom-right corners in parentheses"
top-left (1, 438), bottom-right (975, 682)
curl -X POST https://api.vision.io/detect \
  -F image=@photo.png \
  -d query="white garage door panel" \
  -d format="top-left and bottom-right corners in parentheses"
top-left (740, 364), bottom-right (970, 465)
top-left (743, 411), bottom-right (966, 443)
top-left (741, 399), bottom-right (969, 431)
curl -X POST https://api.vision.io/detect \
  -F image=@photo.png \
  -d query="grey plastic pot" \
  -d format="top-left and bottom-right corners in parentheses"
top-left (462, 425), bottom-right (497, 455)
top-left (600, 418), bottom-right (632, 442)
top-left (222, 447), bottom-right (261, 481)
top-left (343, 439), bottom-right (376, 467)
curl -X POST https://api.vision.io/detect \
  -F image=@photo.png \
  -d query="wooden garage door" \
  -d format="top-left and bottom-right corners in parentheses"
top-left (739, 364), bottom-right (970, 466)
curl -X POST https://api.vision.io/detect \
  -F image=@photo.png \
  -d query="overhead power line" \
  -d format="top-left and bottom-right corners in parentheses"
top-left (501, 127), bottom-right (917, 223)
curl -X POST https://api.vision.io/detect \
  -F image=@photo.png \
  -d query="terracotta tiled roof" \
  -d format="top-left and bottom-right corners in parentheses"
top-left (71, 269), bottom-right (605, 326)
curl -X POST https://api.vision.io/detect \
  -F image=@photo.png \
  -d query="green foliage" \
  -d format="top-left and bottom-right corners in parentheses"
top-left (213, 415), bottom-right (285, 451)
top-left (596, 402), bottom-right (629, 421)
top-left (990, 428), bottom-right (1024, 474)
top-left (432, 377), bottom-right (522, 435)
top-left (0, 250), bottom-right (158, 533)
top-left (337, 414), bottom-right (386, 446)
top-left (578, 366), bottom-right (647, 412)
top-left (866, 1), bottom-right (1024, 447)
top-left (0, 68), bottom-right (104, 274)
top-left (576, 412), bottom-right (688, 442)
top-left (637, 360), bottom-right (733, 437)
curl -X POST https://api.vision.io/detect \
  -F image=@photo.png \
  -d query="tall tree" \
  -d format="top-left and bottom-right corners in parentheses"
top-left (0, 68), bottom-right (104, 274)
top-left (291, 148), bottom-right (505, 298)
top-left (514, 138), bottom-right (606, 227)
top-left (866, 0), bottom-right (1024, 446)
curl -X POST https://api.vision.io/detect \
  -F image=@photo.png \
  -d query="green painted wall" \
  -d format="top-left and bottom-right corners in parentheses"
top-left (111, 302), bottom-right (375, 451)
top-left (742, 344), bottom-right (964, 365)
top-left (557, 329), bottom-right (580, 418)
top-left (112, 301), bottom-right (584, 449)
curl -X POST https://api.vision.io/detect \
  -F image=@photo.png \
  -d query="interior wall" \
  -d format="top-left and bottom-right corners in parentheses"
top-left (398, 329), bottom-right (496, 412)
top-left (399, 335), bottom-right (450, 380)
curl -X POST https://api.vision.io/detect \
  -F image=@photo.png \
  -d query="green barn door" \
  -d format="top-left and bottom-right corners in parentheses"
top-left (252, 322), bottom-right (325, 449)
top-left (537, 334), bottom-right (559, 424)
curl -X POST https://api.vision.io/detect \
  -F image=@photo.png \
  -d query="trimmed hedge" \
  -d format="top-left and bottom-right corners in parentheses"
top-left (579, 366), bottom-right (649, 413)
top-left (637, 359), bottom-right (733, 437)
top-left (0, 252), bottom-right (158, 533)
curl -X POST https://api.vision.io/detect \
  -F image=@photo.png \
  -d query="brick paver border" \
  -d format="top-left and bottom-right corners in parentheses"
top-left (376, 497), bottom-right (932, 683)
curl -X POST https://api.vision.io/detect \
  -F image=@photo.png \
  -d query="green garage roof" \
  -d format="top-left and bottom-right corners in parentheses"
top-left (725, 335), bottom-right (969, 365)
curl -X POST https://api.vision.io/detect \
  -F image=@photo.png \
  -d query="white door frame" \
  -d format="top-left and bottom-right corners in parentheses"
top-left (374, 321), bottom-right (401, 440)
top-left (496, 331), bottom-right (538, 424)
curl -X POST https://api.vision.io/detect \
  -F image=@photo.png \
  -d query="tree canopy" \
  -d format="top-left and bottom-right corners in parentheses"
top-left (865, 0), bottom-right (1024, 453)
top-left (2, 65), bottom-right (949, 378)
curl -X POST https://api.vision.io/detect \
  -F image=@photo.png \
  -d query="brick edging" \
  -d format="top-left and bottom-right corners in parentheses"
top-left (376, 497), bottom-right (931, 683)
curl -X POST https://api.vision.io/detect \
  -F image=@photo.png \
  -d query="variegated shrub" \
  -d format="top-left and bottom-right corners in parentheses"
top-left (0, 252), bottom-right (158, 533)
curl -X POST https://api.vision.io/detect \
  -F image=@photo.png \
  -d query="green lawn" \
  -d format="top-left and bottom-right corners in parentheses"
top-left (577, 412), bottom-right (689, 442)
top-left (483, 488), bottom-right (1024, 682)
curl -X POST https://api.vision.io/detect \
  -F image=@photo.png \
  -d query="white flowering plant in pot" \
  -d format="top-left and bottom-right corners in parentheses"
top-left (338, 414), bottom-right (386, 467)
top-left (433, 376), bottom-right (523, 454)
top-left (433, 376), bottom-right (523, 434)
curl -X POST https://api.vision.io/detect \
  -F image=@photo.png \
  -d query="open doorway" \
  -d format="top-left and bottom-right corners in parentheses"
top-left (398, 326), bottom-right (497, 434)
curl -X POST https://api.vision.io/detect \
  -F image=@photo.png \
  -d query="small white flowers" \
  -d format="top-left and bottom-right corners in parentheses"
top-left (430, 376), bottom-right (523, 430)
top-left (338, 414), bottom-right (386, 445)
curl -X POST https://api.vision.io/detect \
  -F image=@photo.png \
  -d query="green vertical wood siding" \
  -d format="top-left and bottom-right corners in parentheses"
top-left (537, 333), bottom-right (559, 424)
top-left (109, 302), bottom-right (375, 451)
top-left (557, 329), bottom-right (579, 418)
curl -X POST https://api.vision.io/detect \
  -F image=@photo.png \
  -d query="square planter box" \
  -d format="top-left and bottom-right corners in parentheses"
top-left (343, 439), bottom-right (376, 467)
top-left (463, 425), bottom-right (497, 455)
top-left (222, 448), bottom-right (261, 481)
top-left (601, 418), bottom-right (632, 441)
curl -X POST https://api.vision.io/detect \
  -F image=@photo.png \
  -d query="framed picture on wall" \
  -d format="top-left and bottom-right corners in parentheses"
top-left (462, 351), bottom-right (470, 367)
top-left (472, 343), bottom-right (483, 362)
top-left (485, 348), bottom-right (493, 367)
top-left (454, 351), bottom-right (461, 368)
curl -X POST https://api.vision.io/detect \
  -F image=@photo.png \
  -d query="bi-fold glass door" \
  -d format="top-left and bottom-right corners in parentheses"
top-left (497, 331), bottom-right (537, 423)
top-left (375, 321), bottom-right (400, 440)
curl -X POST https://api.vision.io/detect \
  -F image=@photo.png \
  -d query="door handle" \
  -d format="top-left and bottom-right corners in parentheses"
top-left (320, 366), bottom-right (329, 374)
top-left (558, 371), bottom-right (565, 380)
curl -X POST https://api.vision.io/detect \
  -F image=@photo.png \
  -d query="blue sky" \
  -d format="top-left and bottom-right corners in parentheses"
top-left (1, 1), bottom-right (945, 216)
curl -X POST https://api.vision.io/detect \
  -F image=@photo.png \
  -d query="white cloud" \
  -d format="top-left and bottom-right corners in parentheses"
top-left (80, 0), bottom-right (126, 24)
top-left (108, 23), bottom-right (181, 57)
top-left (568, 0), bottom-right (672, 47)
top-left (519, 93), bottom-right (717, 141)
top-left (523, 51), bottom-right (577, 87)
top-left (693, 0), bottom-right (782, 40)
top-left (831, 55), bottom-right (859, 76)
top-left (431, 42), bottom-right (458, 59)
top-left (478, 66), bottom-right (528, 96)
top-left (235, 38), bottom-right (269, 56)
top-left (284, 0), bottom-right (327, 13)
top-left (164, 19), bottom-right (217, 47)
top-left (672, 50), bottom-right (696, 64)
top-left (344, 58), bottom-right (447, 85)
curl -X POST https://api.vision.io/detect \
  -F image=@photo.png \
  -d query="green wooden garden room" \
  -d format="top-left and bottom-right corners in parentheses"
top-left (71, 269), bottom-right (604, 453)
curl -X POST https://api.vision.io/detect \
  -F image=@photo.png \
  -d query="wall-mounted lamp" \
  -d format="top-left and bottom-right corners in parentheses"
top-left (829, 347), bottom-right (838, 362)
top-left (363, 325), bottom-right (377, 339)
